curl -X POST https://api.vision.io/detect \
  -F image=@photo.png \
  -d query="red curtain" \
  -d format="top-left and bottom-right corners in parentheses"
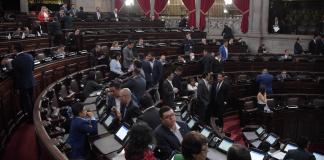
top-left (182, 0), bottom-right (196, 28)
top-left (115, 0), bottom-right (125, 11)
top-left (233, 0), bottom-right (250, 33)
top-left (199, 0), bottom-right (215, 31)
top-left (137, 0), bottom-right (151, 17)
top-left (154, 0), bottom-right (168, 19)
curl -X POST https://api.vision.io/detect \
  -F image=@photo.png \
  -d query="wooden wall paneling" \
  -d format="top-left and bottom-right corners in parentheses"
top-left (54, 66), bottom-right (66, 81)
top-left (67, 63), bottom-right (78, 74)
top-left (34, 73), bottom-right (43, 98)
top-left (42, 69), bottom-right (54, 88)
top-left (78, 60), bottom-right (90, 71)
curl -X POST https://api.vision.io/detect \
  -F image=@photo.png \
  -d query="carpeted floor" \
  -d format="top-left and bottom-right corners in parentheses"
top-left (223, 114), bottom-right (245, 145)
top-left (1, 123), bottom-right (38, 160)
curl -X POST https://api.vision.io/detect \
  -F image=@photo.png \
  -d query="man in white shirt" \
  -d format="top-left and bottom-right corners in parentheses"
top-left (96, 7), bottom-right (101, 21)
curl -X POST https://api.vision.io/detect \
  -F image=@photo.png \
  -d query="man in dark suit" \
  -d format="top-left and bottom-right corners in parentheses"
top-left (137, 93), bottom-right (161, 129)
top-left (106, 81), bottom-right (122, 114)
top-left (172, 66), bottom-right (184, 95)
top-left (308, 35), bottom-right (319, 55)
top-left (114, 88), bottom-right (141, 126)
top-left (48, 17), bottom-right (63, 46)
top-left (209, 73), bottom-right (230, 132)
top-left (197, 72), bottom-right (212, 123)
top-left (76, 6), bottom-right (86, 21)
top-left (66, 103), bottom-right (98, 159)
top-left (183, 32), bottom-right (194, 55)
top-left (122, 41), bottom-right (135, 70)
top-left (95, 7), bottom-right (102, 21)
top-left (283, 137), bottom-right (315, 160)
top-left (162, 71), bottom-right (178, 108)
top-left (199, 49), bottom-right (214, 73)
top-left (256, 69), bottom-right (274, 94)
top-left (121, 68), bottom-right (146, 102)
top-left (222, 24), bottom-right (234, 40)
top-left (1, 43), bottom-right (36, 121)
top-left (142, 52), bottom-right (163, 88)
top-left (154, 106), bottom-right (190, 159)
top-left (294, 38), bottom-right (303, 55)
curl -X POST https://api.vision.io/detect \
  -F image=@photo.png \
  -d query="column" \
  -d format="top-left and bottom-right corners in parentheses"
top-left (248, 0), bottom-right (262, 34)
top-left (150, 0), bottom-right (155, 18)
top-left (261, 0), bottom-right (269, 35)
top-left (20, 0), bottom-right (28, 13)
top-left (195, 0), bottom-right (201, 28)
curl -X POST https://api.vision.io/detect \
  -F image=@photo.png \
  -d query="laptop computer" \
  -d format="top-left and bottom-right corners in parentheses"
top-left (270, 142), bottom-right (298, 160)
top-left (200, 127), bottom-right (213, 139)
top-left (84, 96), bottom-right (98, 104)
top-left (264, 133), bottom-right (279, 147)
top-left (313, 152), bottom-right (324, 160)
top-left (243, 126), bottom-right (266, 142)
top-left (186, 117), bottom-right (198, 130)
top-left (217, 137), bottom-right (234, 153)
top-left (249, 148), bottom-right (266, 160)
top-left (181, 110), bottom-right (190, 121)
top-left (93, 123), bottom-right (130, 155)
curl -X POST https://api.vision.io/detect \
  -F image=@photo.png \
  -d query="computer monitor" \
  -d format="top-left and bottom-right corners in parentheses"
top-left (250, 148), bottom-right (266, 160)
top-left (115, 125), bottom-right (129, 143)
top-left (283, 143), bottom-right (298, 152)
top-left (181, 110), bottom-right (188, 120)
top-left (217, 138), bottom-right (234, 153)
top-left (265, 134), bottom-right (277, 146)
top-left (256, 126), bottom-right (265, 136)
top-left (313, 152), bottom-right (324, 160)
top-left (103, 114), bottom-right (114, 128)
top-left (187, 118), bottom-right (196, 129)
top-left (97, 105), bottom-right (106, 118)
top-left (200, 128), bottom-right (211, 138)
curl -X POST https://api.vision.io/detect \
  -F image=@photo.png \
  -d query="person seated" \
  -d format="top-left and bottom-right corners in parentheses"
top-left (258, 44), bottom-right (267, 54)
top-left (106, 80), bottom-right (122, 114)
top-left (129, 59), bottom-right (145, 78)
top-left (12, 27), bottom-right (23, 38)
top-left (279, 49), bottom-right (293, 61)
top-left (83, 71), bottom-right (103, 97)
top-left (222, 24), bottom-right (234, 40)
top-left (53, 44), bottom-right (66, 58)
top-left (76, 6), bottom-right (86, 21)
top-left (110, 41), bottom-right (121, 51)
top-left (189, 52), bottom-right (195, 62)
top-left (177, 55), bottom-right (186, 63)
top-left (125, 123), bottom-right (156, 160)
top-left (90, 44), bottom-right (102, 66)
top-left (179, 15), bottom-right (187, 28)
top-left (159, 54), bottom-right (167, 66)
top-left (66, 103), bottom-right (98, 159)
top-left (173, 131), bottom-right (208, 160)
top-left (227, 144), bottom-right (251, 160)
top-left (283, 137), bottom-right (315, 160)
top-left (23, 26), bottom-right (30, 36)
top-left (154, 106), bottom-right (190, 159)
top-left (109, 52), bottom-right (124, 77)
top-left (136, 38), bottom-right (145, 48)
top-left (257, 86), bottom-right (267, 112)
top-left (137, 93), bottom-right (161, 130)
top-left (187, 78), bottom-right (198, 97)
top-left (294, 38), bottom-right (304, 55)
top-left (256, 69), bottom-right (274, 94)
top-left (276, 70), bottom-right (292, 81)
top-left (201, 38), bottom-right (208, 46)
top-left (183, 33), bottom-right (194, 55)
top-left (112, 88), bottom-right (141, 126)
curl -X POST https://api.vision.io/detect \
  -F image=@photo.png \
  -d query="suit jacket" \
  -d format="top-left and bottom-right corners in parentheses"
top-left (256, 73), bottom-right (274, 94)
top-left (106, 95), bottom-right (117, 114)
top-left (219, 45), bottom-right (228, 62)
top-left (294, 42), bottom-right (303, 54)
top-left (137, 106), bottom-right (160, 129)
top-left (308, 39), bottom-right (318, 55)
top-left (199, 54), bottom-right (214, 73)
top-left (172, 73), bottom-right (183, 93)
top-left (122, 47), bottom-right (134, 69)
top-left (154, 121), bottom-right (190, 159)
top-left (162, 79), bottom-right (175, 107)
top-left (76, 11), bottom-right (86, 21)
top-left (12, 52), bottom-right (36, 90)
top-left (120, 100), bottom-right (141, 126)
top-left (121, 75), bottom-right (146, 102)
top-left (183, 39), bottom-right (194, 53)
top-left (62, 15), bottom-right (73, 29)
top-left (209, 80), bottom-right (230, 114)
top-left (142, 60), bottom-right (163, 87)
top-left (48, 21), bottom-right (63, 35)
top-left (197, 79), bottom-right (210, 107)
top-left (283, 148), bottom-right (315, 160)
top-left (66, 117), bottom-right (97, 159)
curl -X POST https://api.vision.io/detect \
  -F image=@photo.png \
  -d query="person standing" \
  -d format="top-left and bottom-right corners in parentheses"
top-left (256, 69), bottom-right (274, 94)
top-left (183, 32), bottom-right (194, 55)
top-left (162, 71), bottom-right (178, 108)
top-left (294, 38), bottom-right (304, 55)
top-left (142, 52), bottom-right (163, 88)
top-left (219, 41), bottom-right (229, 72)
top-left (1, 43), bottom-right (36, 122)
top-left (122, 41), bottom-right (135, 70)
top-left (209, 73), bottom-right (230, 133)
top-left (197, 72), bottom-right (211, 124)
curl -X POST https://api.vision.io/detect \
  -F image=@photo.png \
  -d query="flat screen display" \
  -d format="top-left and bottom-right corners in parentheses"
top-left (115, 125), bottom-right (129, 141)
top-left (284, 144), bottom-right (298, 152)
top-left (181, 111), bottom-right (188, 119)
top-left (104, 115), bottom-right (114, 127)
top-left (218, 139), bottom-right (233, 152)
top-left (200, 128), bottom-right (211, 138)
top-left (250, 150), bottom-right (265, 160)
top-left (313, 152), bottom-right (324, 160)
top-left (265, 134), bottom-right (277, 145)
top-left (187, 119), bottom-right (196, 129)
top-left (256, 127), bottom-right (264, 135)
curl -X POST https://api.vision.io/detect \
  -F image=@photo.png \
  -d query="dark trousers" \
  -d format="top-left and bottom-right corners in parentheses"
top-left (20, 87), bottom-right (34, 119)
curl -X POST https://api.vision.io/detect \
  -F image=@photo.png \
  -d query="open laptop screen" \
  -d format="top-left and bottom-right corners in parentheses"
top-left (265, 134), bottom-right (277, 145)
top-left (200, 128), bottom-right (211, 138)
top-left (250, 149), bottom-right (266, 160)
top-left (256, 127), bottom-right (265, 135)
top-left (218, 138), bottom-right (234, 152)
top-left (104, 115), bottom-right (114, 127)
top-left (284, 143), bottom-right (298, 152)
top-left (313, 152), bottom-right (324, 160)
top-left (115, 125), bottom-right (129, 142)
top-left (187, 118), bottom-right (196, 129)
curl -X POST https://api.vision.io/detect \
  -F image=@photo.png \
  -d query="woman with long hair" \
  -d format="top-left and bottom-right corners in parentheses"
top-left (257, 85), bottom-right (267, 111)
